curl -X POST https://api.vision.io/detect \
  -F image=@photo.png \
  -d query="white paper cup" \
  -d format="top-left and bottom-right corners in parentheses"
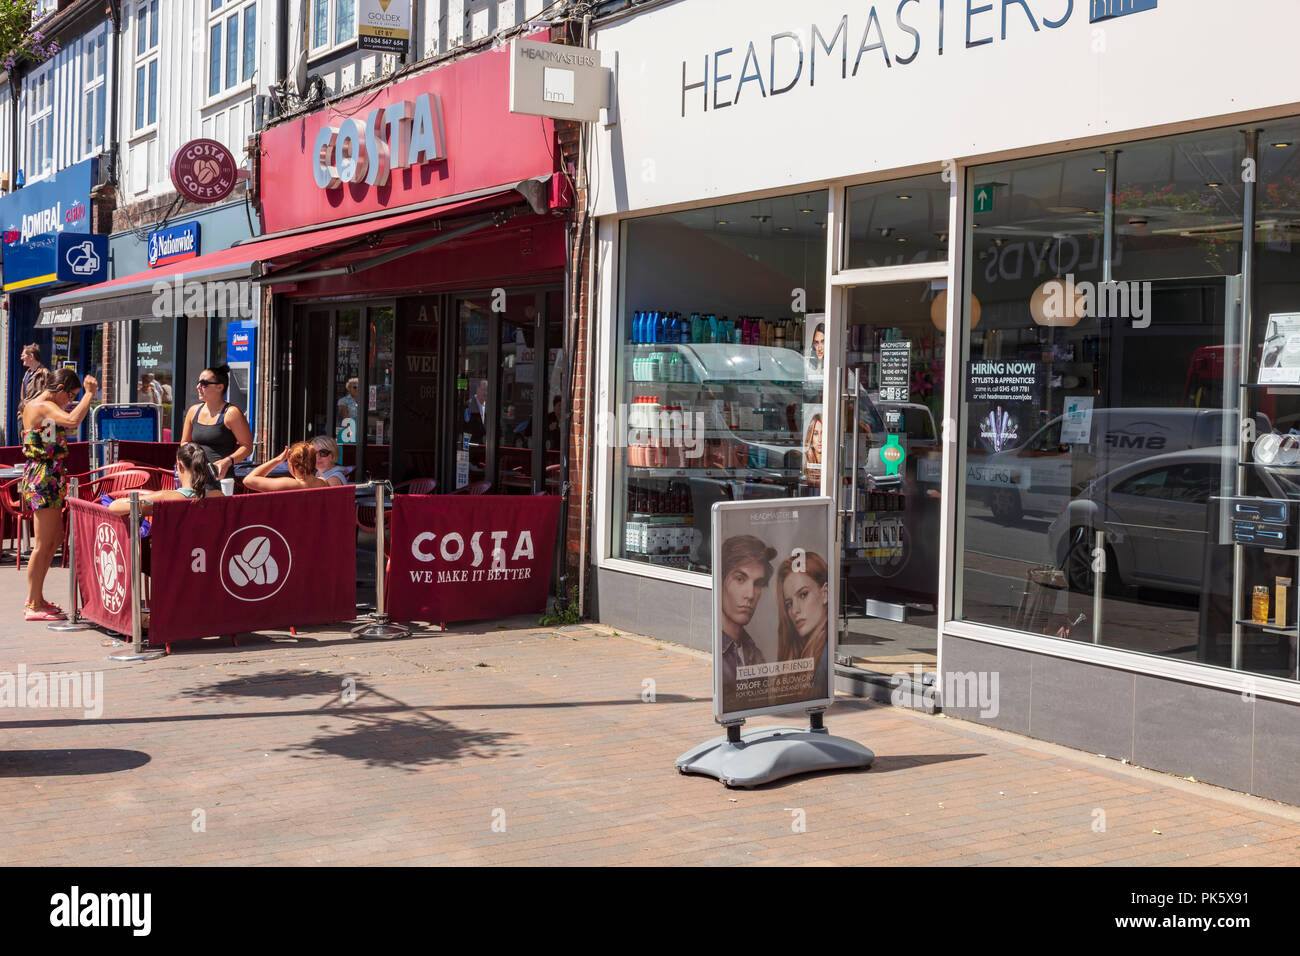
top-left (221, 478), bottom-right (235, 497)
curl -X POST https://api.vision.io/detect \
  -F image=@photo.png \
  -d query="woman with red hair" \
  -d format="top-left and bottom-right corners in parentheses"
top-left (243, 442), bottom-right (327, 493)
top-left (774, 551), bottom-right (831, 704)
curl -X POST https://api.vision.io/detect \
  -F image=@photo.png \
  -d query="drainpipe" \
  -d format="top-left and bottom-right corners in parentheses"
top-left (276, 0), bottom-right (290, 87)
top-left (107, 0), bottom-right (120, 185)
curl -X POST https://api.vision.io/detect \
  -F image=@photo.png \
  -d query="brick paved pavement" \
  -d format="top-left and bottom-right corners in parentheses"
top-left (2, 564), bottom-right (1300, 866)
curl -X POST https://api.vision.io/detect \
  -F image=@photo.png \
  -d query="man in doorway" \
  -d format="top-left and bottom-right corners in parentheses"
top-left (718, 534), bottom-right (776, 712)
top-left (16, 344), bottom-right (50, 433)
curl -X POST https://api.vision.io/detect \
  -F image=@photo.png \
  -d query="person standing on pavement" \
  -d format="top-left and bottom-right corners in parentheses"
top-left (19, 368), bottom-right (98, 621)
top-left (16, 343), bottom-right (51, 434)
top-left (180, 365), bottom-right (252, 492)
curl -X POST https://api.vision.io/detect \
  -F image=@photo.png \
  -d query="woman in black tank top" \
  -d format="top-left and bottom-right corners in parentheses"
top-left (180, 364), bottom-right (253, 490)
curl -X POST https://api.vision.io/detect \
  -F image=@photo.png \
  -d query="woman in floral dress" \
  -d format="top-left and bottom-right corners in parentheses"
top-left (19, 367), bottom-right (97, 621)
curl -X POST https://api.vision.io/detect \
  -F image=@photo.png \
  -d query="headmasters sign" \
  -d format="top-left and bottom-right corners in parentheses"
top-left (584, 0), bottom-right (1300, 220)
top-left (509, 38), bottom-right (611, 123)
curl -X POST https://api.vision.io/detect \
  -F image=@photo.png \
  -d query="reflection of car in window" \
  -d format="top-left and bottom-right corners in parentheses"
top-left (1047, 448), bottom-right (1289, 594)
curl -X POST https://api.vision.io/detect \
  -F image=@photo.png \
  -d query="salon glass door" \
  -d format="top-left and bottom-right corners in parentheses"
top-left (835, 281), bottom-right (947, 678)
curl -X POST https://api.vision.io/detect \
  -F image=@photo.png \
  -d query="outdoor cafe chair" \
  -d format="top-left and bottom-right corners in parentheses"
top-left (451, 481), bottom-right (493, 495)
top-left (394, 478), bottom-right (438, 496)
top-left (0, 478), bottom-right (31, 570)
top-left (103, 469), bottom-right (152, 500)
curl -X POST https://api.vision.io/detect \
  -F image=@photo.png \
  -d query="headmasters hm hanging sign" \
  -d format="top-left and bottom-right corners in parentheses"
top-left (358, 0), bottom-right (411, 54)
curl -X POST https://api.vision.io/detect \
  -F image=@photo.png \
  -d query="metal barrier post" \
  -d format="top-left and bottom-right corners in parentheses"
top-left (49, 477), bottom-right (92, 632)
top-left (109, 491), bottom-right (162, 662)
top-left (355, 481), bottom-right (409, 640)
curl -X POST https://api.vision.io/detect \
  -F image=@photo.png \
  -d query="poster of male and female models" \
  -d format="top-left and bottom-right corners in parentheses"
top-left (712, 499), bottom-right (836, 721)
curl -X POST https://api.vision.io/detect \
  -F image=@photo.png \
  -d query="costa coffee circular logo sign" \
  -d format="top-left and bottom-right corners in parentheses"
top-left (219, 525), bottom-right (292, 602)
top-left (93, 522), bottom-right (127, 615)
top-left (170, 139), bottom-right (238, 204)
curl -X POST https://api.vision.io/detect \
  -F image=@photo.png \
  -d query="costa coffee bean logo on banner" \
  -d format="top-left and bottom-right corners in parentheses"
top-left (170, 139), bottom-right (239, 204)
top-left (93, 522), bottom-right (127, 615)
top-left (219, 525), bottom-right (292, 602)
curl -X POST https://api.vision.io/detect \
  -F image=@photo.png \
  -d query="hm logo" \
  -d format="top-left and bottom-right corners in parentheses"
top-left (1090, 0), bottom-right (1157, 22)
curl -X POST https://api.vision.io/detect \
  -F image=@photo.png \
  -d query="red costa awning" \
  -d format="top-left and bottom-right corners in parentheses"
top-left (36, 180), bottom-right (548, 328)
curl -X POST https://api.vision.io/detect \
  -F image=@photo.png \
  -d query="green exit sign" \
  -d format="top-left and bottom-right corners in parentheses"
top-left (973, 185), bottom-right (996, 214)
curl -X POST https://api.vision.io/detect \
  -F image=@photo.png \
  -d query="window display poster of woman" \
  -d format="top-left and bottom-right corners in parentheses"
top-left (802, 405), bottom-right (823, 486)
top-left (804, 318), bottom-right (826, 380)
top-left (713, 499), bottom-right (835, 720)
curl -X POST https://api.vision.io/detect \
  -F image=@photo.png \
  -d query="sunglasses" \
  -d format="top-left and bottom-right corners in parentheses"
top-left (196, 379), bottom-right (218, 388)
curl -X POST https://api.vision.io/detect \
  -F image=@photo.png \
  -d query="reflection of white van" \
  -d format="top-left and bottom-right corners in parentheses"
top-left (972, 407), bottom-right (1267, 523)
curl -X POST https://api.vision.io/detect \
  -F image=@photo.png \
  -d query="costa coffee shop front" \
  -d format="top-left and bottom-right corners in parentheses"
top-left (588, 0), bottom-right (1300, 803)
top-left (255, 44), bottom-right (571, 493)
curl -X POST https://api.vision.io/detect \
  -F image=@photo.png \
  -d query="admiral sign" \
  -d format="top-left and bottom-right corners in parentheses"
top-left (0, 158), bottom-right (96, 292)
top-left (147, 222), bottom-right (201, 268)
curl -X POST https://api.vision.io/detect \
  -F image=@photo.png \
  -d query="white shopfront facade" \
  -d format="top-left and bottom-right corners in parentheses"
top-left (588, 0), bottom-right (1300, 802)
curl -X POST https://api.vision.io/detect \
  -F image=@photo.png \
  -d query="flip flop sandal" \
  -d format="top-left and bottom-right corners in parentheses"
top-left (25, 607), bottom-right (66, 622)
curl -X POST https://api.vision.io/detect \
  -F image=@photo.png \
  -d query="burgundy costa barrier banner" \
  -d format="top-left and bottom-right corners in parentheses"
top-left (69, 499), bottom-right (135, 636)
top-left (387, 494), bottom-right (562, 625)
top-left (146, 486), bottom-right (356, 644)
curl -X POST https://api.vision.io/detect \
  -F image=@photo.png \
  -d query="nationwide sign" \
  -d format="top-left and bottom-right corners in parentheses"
top-left (358, 0), bottom-right (410, 53)
top-left (147, 222), bottom-right (201, 268)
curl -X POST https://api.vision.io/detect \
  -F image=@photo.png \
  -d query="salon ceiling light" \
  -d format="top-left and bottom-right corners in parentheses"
top-left (930, 291), bottom-right (982, 331)
top-left (1030, 234), bottom-right (1086, 328)
top-left (798, 207), bottom-right (814, 213)
top-left (1272, 142), bottom-right (1293, 149)
top-left (897, 194), bottom-right (912, 200)
top-left (1030, 276), bottom-right (1087, 327)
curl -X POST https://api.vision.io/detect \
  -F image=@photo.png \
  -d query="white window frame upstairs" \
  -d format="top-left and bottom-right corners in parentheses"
top-left (25, 63), bottom-right (53, 182)
top-left (132, 0), bottom-right (159, 134)
top-left (207, 0), bottom-right (258, 104)
top-left (309, 0), bottom-right (358, 58)
top-left (82, 26), bottom-right (109, 158)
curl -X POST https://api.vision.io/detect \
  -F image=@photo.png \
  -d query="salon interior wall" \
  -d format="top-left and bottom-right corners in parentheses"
top-left (591, 0), bottom-right (1300, 218)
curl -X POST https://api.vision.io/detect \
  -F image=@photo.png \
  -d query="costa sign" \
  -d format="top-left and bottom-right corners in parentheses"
top-left (312, 93), bottom-right (446, 190)
top-left (170, 139), bottom-right (239, 203)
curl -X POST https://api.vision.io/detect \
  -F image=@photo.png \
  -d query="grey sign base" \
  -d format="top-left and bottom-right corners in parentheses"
top-left (676, 726), bottom-right (874, 789)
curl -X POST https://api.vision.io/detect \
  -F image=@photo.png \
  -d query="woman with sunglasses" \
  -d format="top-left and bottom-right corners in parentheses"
top-left (180, 365), bottom-right (252, 492)
top-left (310, 436), bottom-right (349, 486)
top-left (19, 368), bottom-right (98, 621)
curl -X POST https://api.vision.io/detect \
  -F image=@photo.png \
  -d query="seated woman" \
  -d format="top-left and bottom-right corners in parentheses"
top-left (243, 442), bottom-right (327, 493)
top-left (108, 443), bottom-right (211, 516)
top-left (310, 436), bottom-right (349, 486)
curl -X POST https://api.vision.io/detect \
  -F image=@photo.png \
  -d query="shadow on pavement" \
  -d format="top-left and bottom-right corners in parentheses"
top-left (0, 748), bottom-right (150, 776)
top-left (866, 753), bottom-right (986, 773)
top-left (281, 714), bottom-right (517, 770)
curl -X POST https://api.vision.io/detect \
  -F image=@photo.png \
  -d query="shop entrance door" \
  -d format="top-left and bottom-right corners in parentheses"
top-left (834, 281), bottom-right (948, 678)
